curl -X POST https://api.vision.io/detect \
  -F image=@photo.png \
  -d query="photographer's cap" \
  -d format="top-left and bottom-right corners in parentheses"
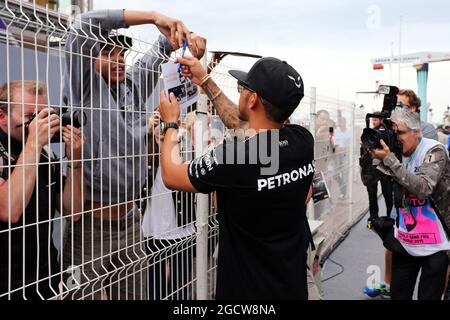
top-left (229, 57), bottom-right (304, 111)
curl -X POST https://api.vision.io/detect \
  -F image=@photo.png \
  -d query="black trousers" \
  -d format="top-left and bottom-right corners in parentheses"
top-left (445, 268), bottom-right (450, 300)
top-left (391, 250), bottom-right (449, 300)
top-left (146, 238), bottom-right (195, 300)
top-left (367, 176), bottom-right (393, 220)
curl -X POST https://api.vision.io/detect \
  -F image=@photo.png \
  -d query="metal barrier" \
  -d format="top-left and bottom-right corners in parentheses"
top-left (0, 0), bottom-right (369, 300)
top-left (304, 91), bottom-right (368, 260)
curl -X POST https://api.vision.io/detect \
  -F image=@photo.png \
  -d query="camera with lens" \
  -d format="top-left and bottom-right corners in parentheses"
top-left (358, 85), bottom-right (409, 250)
top-left (51, 109), bottom-right (86, 142)
top-left (360, 85), bottom-right (401, 153)
top-left (359, 84), bottom-right (404, 222)
top-left (26, 108), bottom-right (86, 143)
top-left (359, 85), bottom-right (401, 185)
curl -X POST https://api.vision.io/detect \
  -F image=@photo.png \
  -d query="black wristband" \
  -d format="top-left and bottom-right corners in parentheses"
top-left (162, 122), bottom-right (179, 134)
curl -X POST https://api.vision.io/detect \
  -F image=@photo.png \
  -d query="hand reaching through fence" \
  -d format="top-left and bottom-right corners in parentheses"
top-left (188, 33), bottom-right (207, 59)
top-left (123, 10), bottom-right (206, 59)
top-left (159, 91), bottom-right (181, 124)
top-left (146, 11), bottom-right (191, 50)
top-left (176, 56), bottom-right (208, 85)
top-left (61, 125), bottom-right (83, 163)
top-left (26, 108), bottom-right (60, 149)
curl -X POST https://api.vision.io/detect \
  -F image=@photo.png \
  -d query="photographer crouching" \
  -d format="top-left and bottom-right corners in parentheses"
top-left (370, 107), bottom-right (450, 300)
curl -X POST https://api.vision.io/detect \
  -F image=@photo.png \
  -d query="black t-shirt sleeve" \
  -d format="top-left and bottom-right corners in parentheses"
top-left (187, 142), bottom-right (235, 194)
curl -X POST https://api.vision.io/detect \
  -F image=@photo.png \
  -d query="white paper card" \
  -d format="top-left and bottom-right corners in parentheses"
top-left (161, 61), bottom-right (199, 113)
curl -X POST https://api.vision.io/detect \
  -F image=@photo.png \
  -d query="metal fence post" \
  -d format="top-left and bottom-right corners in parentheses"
top-left (195, 52), bottom-right (209, 300)
top-left (307, 87), bottom-right (316, 220)
top-left (348, 104), bottom-right (356, 223)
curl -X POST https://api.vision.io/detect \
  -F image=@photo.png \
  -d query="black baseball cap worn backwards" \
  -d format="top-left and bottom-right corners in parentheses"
top-left (229, 57), bottom-right (304, 111)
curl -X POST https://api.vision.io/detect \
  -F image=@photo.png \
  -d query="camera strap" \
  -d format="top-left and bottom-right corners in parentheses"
top-left (0, 138), bottom-right (16, 180)
top-left (429, 198), bottom-right (450, 240)
top-left (0, 139), bottom-right (15, 163)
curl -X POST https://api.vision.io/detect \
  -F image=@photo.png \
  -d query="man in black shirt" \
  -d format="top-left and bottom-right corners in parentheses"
top-left (158, 56), bottom-right (314, 299)
top-left (362, 112), bottom-right (394, 222)
top-left (0, 81), bottom-right (84, 299)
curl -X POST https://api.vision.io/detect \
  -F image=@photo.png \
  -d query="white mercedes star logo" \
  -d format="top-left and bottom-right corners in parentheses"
top-left (288, 75), bottom-right (302, 89)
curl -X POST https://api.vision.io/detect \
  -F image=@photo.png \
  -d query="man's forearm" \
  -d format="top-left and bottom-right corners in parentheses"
top-left (123, 10), bottom-right (158, 27)
top-left (62, 166), bottom-right (84, 217)
top-left (161, 128), bottom-right (182, 188)
top-left (74, 10), bottom-right (127, 37)
top-left (0, 143), bottom-right (40, 223)
top-left (130, 34), bottom-right (173, 103)
top-left (160, 128), bottom-right (196, 192)
top-left (69, 9), bottom-right (156, 55)
top-left (201, 78), bottom-right (248, 130)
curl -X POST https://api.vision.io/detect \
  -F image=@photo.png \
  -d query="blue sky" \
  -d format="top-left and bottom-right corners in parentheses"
top-left (89, 0), bottom-right (450, 122)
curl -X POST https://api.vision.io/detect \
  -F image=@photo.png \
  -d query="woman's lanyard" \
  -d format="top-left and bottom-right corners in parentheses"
top-left (402, 137), bottom-right (422, 217)
top-left (404, 137), bottom-right (422, 170)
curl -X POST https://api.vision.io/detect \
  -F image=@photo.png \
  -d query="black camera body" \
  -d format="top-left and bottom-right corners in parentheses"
top-left (51, 109), bottom-right (86, 142)
top-left (60, 110), bottom-right (86, 128)
top-left (360, 85), bottom-right (401, 153)
top-left (25, 109), bottom-right (86, 143)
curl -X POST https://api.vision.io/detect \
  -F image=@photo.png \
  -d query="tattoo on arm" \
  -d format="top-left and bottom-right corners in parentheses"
top-left (202, 78), bottom-right (248, 130)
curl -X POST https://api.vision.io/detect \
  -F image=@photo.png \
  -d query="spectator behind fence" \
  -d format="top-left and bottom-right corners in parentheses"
top-left (333, 111), bottom-right (352, 200)
top-left (370, 107), bottom-right (450, 300)
top-left (362, 111), bottom-right (394, 221)
top-left (314, 109), bottom-right (335, 178)
top-left (397, 89), bottom-right (438, 141)
top-left (61, 9), bottom-right (206, 300)
top-left (360, 111), bottom-right (395, 298)
top-left (142, 111), bottom-right (198, 300)
top-left (315, 109), bottom-right (336, 152)
top-left (0, 81), bottom-right (84, 300)
top-left (158, 56), bottom-right (314, 299)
